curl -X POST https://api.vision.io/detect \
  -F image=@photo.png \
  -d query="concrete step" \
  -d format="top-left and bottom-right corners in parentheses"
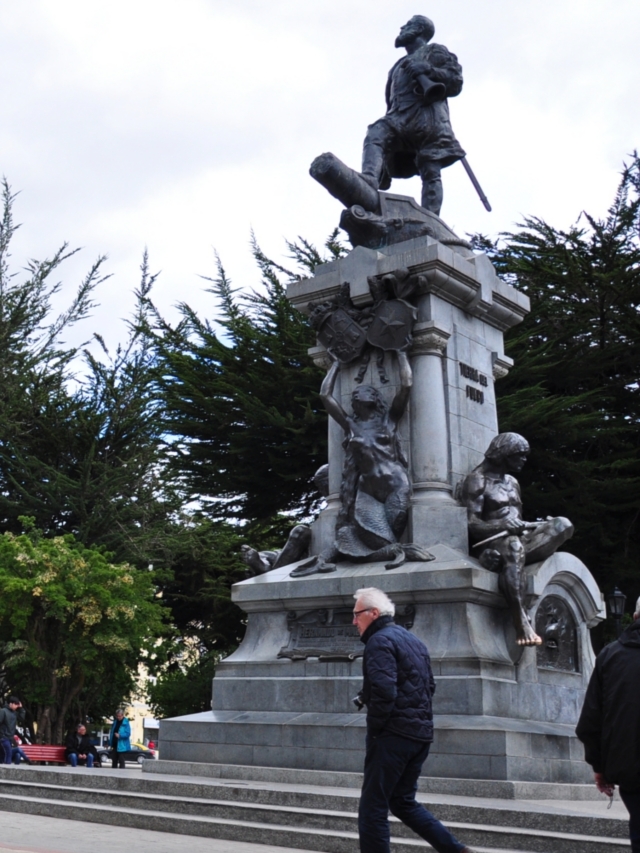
top-left (146, 759), bottom-right (606, 800)
top-left (0, 767), bottom-right (627, 853)
top-left (0, 774), bottom-right (626, 840)
top-left (0, 793), bottom-right (629, 853)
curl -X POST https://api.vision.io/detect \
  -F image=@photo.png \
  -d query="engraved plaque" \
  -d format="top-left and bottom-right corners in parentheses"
top-left (535, 595), bottom-right (579, 672)
top-left (278, 606), bottom-right (416, 662)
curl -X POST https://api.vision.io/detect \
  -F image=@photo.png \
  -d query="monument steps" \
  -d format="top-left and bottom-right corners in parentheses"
top-left (0, 766), bottom-right (628, 853)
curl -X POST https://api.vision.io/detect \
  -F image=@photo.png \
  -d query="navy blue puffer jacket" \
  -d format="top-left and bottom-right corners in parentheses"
top-left (360, 615), bottom-right (435, 742)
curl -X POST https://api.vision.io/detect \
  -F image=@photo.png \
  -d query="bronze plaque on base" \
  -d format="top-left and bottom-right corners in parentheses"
top-left (278, 606), bottom-right (415, 661)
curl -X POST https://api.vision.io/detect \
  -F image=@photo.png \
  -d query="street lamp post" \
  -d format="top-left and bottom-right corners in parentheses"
top-left (607, 587), bottom-right (627, 639)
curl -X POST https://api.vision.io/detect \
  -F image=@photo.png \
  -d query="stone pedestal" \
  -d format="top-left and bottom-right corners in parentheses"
top-left (160, 548), bottom-right (604, 781)
top-left (160, 195), bottom-right (605, 782)
top-left (287, 196), bottom-right (527, 555)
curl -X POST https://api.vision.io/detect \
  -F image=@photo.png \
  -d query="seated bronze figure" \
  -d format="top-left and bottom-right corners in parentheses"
top-left (461, 432), bottom-right (574, 646)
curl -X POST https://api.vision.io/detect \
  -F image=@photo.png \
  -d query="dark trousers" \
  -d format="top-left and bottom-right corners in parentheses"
top-left (0, 739), bottom-right (12, 765)
top-left (11, 747), bottom-right (30, 765)
top-left (620, 788), bottom-right (640, 852)
top-left (358, 733), bottom-right (465, 853)
top-left (112, 750), bottom-right (125, 769)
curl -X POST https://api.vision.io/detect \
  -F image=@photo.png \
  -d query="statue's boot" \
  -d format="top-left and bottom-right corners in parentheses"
top-left (420, 175), bottom-right (443, 216)
top-left (418, 158), bottom-right (444, 215)
top-left (361, 140), bottom-right (387, 191)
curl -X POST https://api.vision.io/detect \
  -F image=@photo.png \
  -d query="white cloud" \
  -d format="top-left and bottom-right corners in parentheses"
top-left (1, 0), bottom-right (638, 350)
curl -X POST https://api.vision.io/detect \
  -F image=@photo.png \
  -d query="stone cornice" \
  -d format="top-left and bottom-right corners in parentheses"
top-left (286, 237), bottom-right (529, 332)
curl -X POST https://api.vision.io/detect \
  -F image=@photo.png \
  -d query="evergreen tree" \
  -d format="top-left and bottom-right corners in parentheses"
top-left (490, 155), bottom-right (640, 595)
top-left (153, 233), bottom-right (345, 531)
top-left (0, 181), bottom-right (177, 717)
top-left (140, 516), bottom-right (251, 719)
top-left (0, 180), bottom-right (173, 565)
top-left (145, 235), bottom-right (346, 714)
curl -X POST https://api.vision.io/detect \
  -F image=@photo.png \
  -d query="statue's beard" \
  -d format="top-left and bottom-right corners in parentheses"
top-left (395, 30), bottom-right (418, 48)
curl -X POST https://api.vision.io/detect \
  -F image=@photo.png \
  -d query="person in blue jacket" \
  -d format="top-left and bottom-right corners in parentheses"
top-left (353, 587), bottom-right (475, 853)
top-left (109, 709), bottom-right (131, 769)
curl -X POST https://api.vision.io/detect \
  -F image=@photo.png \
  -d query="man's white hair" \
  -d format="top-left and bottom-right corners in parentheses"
top-left (634, 596), bottom-right (640, 620)
top-left (354, 587), bottom-right (395, 616)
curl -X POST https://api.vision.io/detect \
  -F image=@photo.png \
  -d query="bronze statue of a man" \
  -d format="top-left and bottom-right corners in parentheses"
top-left (461, 433), bottom-right (574, 646)
top-left (361, 15), bottom-right (465, 216)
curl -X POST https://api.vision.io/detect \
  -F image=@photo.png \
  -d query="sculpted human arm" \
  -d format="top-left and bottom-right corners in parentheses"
top-left (319, 358), bottom-right (350, 433)
top-left (389, 350), bottom-right (412, 423)
top-left (465, 470), bottom-right (526, 540)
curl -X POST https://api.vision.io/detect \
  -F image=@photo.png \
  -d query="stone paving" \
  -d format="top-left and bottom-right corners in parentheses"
top-left (0, 810), bottom-right (319, 853)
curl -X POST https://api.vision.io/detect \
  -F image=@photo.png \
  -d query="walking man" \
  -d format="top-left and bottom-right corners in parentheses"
top-left (353, 587), bottom-right (475, 853)
top-left (0, 697), bottom-right (24, 765)
top-left (576, 595), bottom-right (640, 851)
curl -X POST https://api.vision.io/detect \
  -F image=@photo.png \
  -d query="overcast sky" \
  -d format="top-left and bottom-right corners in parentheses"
top-left (2, 0), bottom-right (639, 352)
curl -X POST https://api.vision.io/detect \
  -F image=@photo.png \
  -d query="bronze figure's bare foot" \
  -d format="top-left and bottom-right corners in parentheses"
top-left (517, 620), bottom-right (543, 646)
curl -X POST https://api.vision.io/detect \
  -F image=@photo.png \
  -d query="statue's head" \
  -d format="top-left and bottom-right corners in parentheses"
top-left (351, 384), bottom-right (387, 419)
top-left (395, 15), bottom-right (435, 48)
top-left (484, 432), bottom-right (530, 471)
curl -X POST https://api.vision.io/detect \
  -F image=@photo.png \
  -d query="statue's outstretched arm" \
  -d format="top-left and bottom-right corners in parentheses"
top-left (389, 351), bottom-right (412, 423)
top-left (319, 358), bottom-right (349, 432)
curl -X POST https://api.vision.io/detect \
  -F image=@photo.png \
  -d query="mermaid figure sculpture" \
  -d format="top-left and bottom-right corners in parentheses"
top-left (292, 352), bottom-right (433, 577)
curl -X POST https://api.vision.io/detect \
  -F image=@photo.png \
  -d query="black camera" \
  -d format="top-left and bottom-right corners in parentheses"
top-left (352, 691), bottom-right (364, 711)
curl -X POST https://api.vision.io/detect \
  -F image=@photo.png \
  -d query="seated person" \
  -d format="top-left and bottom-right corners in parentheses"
top-left (11, 734), bottom-right (31, 765)
top-left (65, 723), bottom-right (98, 768)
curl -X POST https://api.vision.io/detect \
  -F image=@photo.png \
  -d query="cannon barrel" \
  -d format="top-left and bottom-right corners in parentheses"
top-left (310, 152), bottom-right (381, 214)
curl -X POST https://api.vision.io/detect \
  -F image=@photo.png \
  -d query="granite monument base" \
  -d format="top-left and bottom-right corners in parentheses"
top-left (159, 549), bottom-right (604, 782)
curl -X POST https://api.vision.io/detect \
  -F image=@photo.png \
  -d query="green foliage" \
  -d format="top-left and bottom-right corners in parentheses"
top-left (0, 182), bottom-right (178, 721)
top-left (145, 234), bottom-right (348, 712)
top-left (0, 519), bottom-right (165, 743)
top-left (0, 180), bottom-right (172, 566)
top-left (153, 517), bottom-right (248, 653)
top-left (152, 233), bottom-right (346, 531)
top-left (147, 650), bottom-right (219, 719)
top-left (145, 519), bottom-right (246, 718)
top-left (490, 155), bottom-right (640, 596)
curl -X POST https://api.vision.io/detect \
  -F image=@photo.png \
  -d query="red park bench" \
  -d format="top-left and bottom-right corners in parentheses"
top-left (20, 745), bottom-right (67, 764)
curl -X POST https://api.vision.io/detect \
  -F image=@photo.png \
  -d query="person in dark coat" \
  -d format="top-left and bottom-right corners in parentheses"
top-left (0, 697), bottom-right (25, 765)
top-left (65, 723), bottom-right (98, 768)
top-left (576, 596), bottom-right (640, 851)
top-left (353, 587), bottom-right (475, 853)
